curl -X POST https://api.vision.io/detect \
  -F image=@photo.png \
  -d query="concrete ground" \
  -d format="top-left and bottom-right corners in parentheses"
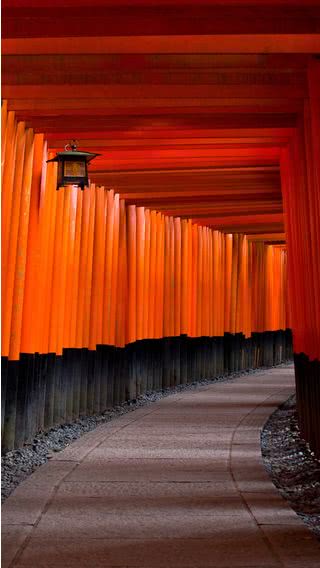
top-left (2, 365), bottom-right (320, 568)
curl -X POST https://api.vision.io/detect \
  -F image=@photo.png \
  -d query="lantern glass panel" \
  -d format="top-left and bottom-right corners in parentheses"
top-left (64, 161), bottom-right (86, 177)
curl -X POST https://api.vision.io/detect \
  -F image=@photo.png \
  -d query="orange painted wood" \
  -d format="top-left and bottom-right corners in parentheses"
top-left (1, 111), bottom-right (291, 359)
top-left (136, 206), bottom-right (145, 341)
top-left (143, 209), bottom-right (151, 339)
top-left (207, 229), bottom-right (213, 337)
top-left (9, 128), bottom-right (34, 360)
top-left (109, 192), bottom-right (120, 345)
top-left (2, 121), bottom-right (26, 357)
top-left (1, 112), bottom-right (17, 290)
top-left (196, 226), bottom-right (203, 337)
top-left (75, 188), bottom-right (90, 348)
top-left (1, 101), bottom-right (8, 178)
top-left (169, 217), bottom-right (175, 338)
top-left (127, 204), bottom-right (137, 343)
top-left (115, 198), bottom-right (127, 347)
top-left (148, 210), bottom-right (157, 339)
top-left (63, 187), bottom-right (78, 349)
top-left (225, 234), bottom-right (233, 333)
top-left (76, 188), bottom-right (90, 349)
top-left (174, 218), bottom-right (181, 337)
top-left (55, 187), bottom-right (71, 355)
top-left (163, 216), bottom-right (170, 338)
top-left (48, 168), bottom-right (63, 354)
top-left (103, 189), bottom-right (115, 344)
top-left (42, 161), bottom-right (58, 354)
top-left (4, 35), bottom-right (320, 56)
top-left (155, 213), bottom-right (164, 338)
top-left (69, 189), bottom-right (83, 347)
top-left (157, 215), bottom-right (165, 338)
top-left (190, 224), bottom-right (198, 338)
top-left (181, 219), bottom-right (189, 335)
top-left (89, 186), bottom-right (106, 349)
top-left (20, 133), bottom-right (44, 353)
top-left (83, 188), bottom-right (96, 349)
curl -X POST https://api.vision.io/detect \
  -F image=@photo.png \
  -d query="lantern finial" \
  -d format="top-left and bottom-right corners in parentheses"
top-left (65, 140), bottom-right (78, 152)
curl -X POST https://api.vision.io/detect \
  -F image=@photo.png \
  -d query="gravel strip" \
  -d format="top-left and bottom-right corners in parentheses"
top-left (261, 395), bottom-right (320, 539)
top-left (2, 362), bottom-right (291, 503)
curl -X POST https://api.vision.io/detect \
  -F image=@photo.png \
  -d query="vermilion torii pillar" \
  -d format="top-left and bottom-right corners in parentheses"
top-left (281, 59), bottom-right (320, 455)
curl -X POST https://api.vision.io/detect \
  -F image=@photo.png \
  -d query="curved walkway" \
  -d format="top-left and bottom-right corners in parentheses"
top-left (2, 366), bottom-right (320, 568)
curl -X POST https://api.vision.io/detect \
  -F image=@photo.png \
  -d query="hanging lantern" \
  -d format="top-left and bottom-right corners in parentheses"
top-left (47, 140), bottom-right (100, 190)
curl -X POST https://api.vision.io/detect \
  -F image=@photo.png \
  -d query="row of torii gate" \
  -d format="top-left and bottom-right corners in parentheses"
top-left (1, 0), bottom-right (320, 456)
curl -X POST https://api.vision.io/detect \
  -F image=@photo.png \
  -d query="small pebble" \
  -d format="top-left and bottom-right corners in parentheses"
top-left (261, 394), bottom-right (320, 540)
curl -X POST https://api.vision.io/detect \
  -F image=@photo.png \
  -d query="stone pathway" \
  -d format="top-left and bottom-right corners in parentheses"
top-left (2, 366), bottom-right (320, 567)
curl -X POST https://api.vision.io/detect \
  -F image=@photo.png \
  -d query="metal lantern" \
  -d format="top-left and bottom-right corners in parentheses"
top-left (47, 141), bottom-right (100, 190)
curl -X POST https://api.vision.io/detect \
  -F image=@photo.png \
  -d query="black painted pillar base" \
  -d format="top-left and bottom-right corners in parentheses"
top-left (294, 353), bottom-right (320, 458)
top-left (2, 329), bottom-right (293, 452)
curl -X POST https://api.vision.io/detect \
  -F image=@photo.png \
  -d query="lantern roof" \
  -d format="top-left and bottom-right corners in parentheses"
top-left (47, 149), bottom-right (100, 163)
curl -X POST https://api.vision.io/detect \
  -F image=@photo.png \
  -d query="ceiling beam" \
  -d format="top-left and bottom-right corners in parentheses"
top-left (3, 35), bottom-right (320, 55)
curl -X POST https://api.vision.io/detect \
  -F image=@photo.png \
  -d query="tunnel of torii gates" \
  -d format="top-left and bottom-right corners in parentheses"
top-left (1, 1), bottom-right (320, 458)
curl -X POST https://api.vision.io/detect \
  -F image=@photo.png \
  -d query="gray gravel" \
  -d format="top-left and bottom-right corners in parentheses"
top-left (261, 395), bottom-right (320, 539)
top-left (2, 363), bottom-right (290, 503)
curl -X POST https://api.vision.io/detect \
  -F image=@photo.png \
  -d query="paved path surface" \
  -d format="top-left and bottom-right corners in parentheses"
top-left (2, 366), bottom-right (320, 567)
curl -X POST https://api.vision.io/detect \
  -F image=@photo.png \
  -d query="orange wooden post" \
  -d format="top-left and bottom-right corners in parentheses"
top-left (212, 230), bottom-right (219, 337)
top-left (201, 228), bottom-right (208, 336)
top-left (224, 234), bottom-right (233, 333)
top-left (217, 231), bottom-right (224, 336)
top-left (20, 134), bottom-right (45, 353)
top-left (272, 247), bottom-right (279, 331)
top-left (2, 113), bottom-right (17, 295)
top-left (69, 189), bottom-right (83, 347)
top-left (2, 122), bottom-right (26, 358)
top-left (245, 238), bottom-right (252, 338)
top-left (254, 243), bottom-right (261, 333)
top-left (89, 186), bottom-right (106, 350)
top-left (190, 224), bottom-right (198, 337)
top-left (115, 198), bottom-right (127, 347)
top-left (155, 213), bottom-right (164, 338)
top-left (62, 187), bottom-right (78, 350)
top-left (127, 204), bottom-right (137, 343)
top-left (102, 189), bottom-right (115, 344)
top-left (136, 206), bottom-right (145, 341)
top-left (219, 232), bottom-right (226, 336)
top-left (56, 187), bottom-right (72, 356)
top-left (174, 217), bottom-right (181, 337)
top-left (143, 209), bottom-right (151, 339)
top-left (9, 128), bottom-right (34, 360)
top-left (163, 216), bottom-right (170, 339)
top-left (235, 234), bottom-right (244, 334)
top-left (207, 228), bottom-right (213, 337)
top-left (83, 187), bottom-right (96, 349)
top-left (148, 210), bottom-right (157, 338)
top-left (1, 100), bottom-right (8, 180)
top-left (181, 219), bottom-right (189, 335)
top-left (109, 192), bottom-right (120, 346)
top-left (159, 215), bottom-right (166, 339)
top-left (168, 217), bottom-right (175, 338)
top-left (100, 189), bottom-right (113, 344)
top-left (47, 168), bottom-right (63, 354)
top-left (75, 188), bottom-right (90, 349)
top-left (42, 161), bottom-right (59, 354)
top-left (230, 233), bottom-right (239, 336)
top-left (34, 154), bottom-right (56, 353)
top-left (187, 220), bottom-right (193, 336)
top-left (196, 227), bottom-right (203, 337)
top-left (265, 245), bottom-right (273, 332)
